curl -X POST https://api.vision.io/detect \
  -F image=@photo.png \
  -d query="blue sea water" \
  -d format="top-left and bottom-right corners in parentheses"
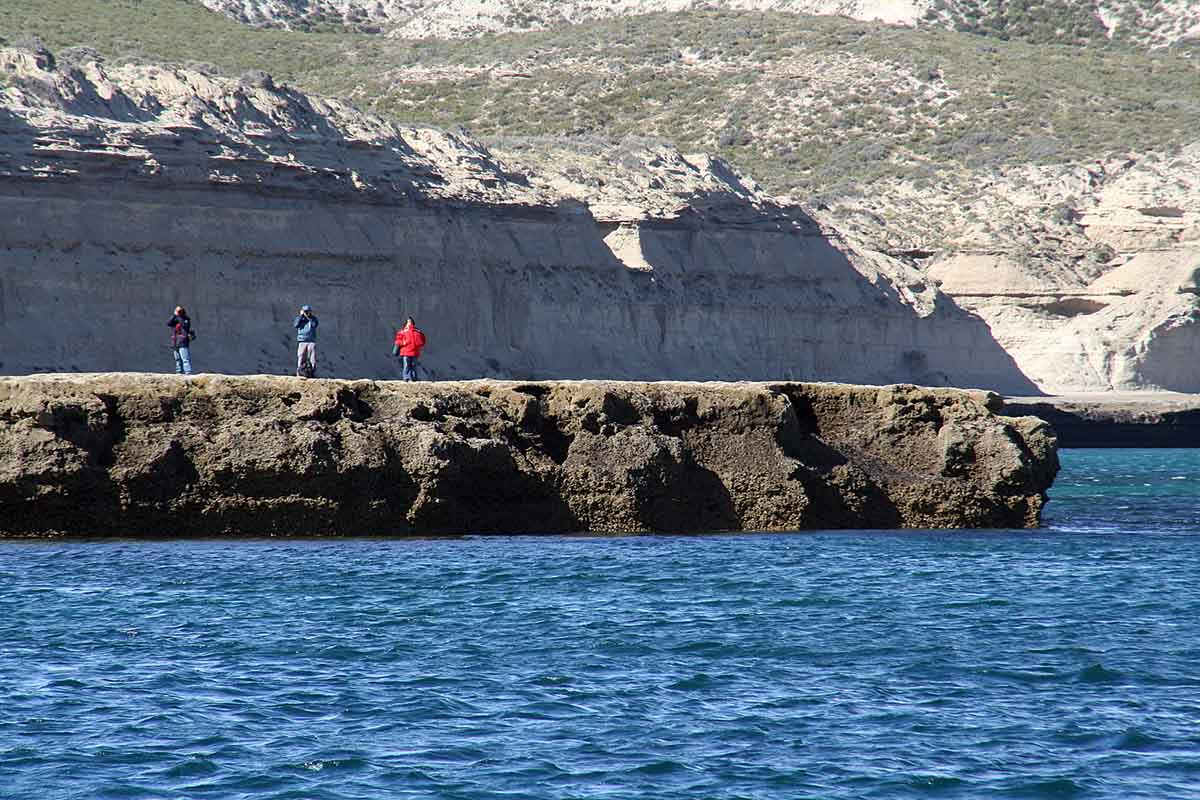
top-left (3, 449), bottom-right (1200, 799)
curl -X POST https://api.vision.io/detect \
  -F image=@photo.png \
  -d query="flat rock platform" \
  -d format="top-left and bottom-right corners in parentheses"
top-left (0, 374), bottom-right (1059, 536)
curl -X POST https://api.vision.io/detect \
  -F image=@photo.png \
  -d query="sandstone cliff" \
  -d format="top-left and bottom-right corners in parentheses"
top-left (826, 148), bottom-right (1200, 393)
top-left (0, 48), bottom-right (1036, 392)
top-left (5, 5), bottom-right (1197, 394)
top-left (0, 374), bottom-right (1058, 536)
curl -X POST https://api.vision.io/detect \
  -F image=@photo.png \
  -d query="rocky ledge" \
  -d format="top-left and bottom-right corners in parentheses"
top-left (0, 375), bottom-right (1058, 536)
top-left (1002, 394), bottom-right (1200, 448)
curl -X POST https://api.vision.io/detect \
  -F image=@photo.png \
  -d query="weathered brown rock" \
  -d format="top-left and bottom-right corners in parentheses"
top-left (0, 374), bottom-right (1058, 536)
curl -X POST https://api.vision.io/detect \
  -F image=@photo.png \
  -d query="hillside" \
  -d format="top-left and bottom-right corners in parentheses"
top-left (4, 3), bottom-right (1195, 248)
top-left (190, 0), bottom-right (1200, 49)
top-left (4, 2), bottom-right (1197, 205)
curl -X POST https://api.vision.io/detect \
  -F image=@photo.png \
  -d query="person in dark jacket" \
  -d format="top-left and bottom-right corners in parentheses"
top-left (167, 306), bottom-right (195, 375)
top-left (392, 317), bottom-right (426, 381)
top-left (294, 304), bottom-right (319, 378)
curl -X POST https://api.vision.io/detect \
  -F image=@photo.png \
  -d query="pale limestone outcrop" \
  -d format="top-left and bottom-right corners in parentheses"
top-left (0, 49), bottom-right (1035, 392)
top-left (0, 374), bottom-right (1059, 536)
top-left (823, 146), bottom-right (1200, 393)
top-left (9, 42), bottom-right (1196, 394)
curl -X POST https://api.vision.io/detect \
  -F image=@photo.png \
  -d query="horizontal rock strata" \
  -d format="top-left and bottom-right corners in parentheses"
top-left (0, 374), bottom-right (1058, 536)
top-left (835, 148), bottom-right (1200, 393)
top-left (0, 49), bottom-right (1037, 393)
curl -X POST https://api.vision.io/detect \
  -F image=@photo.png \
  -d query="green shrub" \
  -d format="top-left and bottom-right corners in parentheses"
top-left (1, 2), bottom-right (1196, 199)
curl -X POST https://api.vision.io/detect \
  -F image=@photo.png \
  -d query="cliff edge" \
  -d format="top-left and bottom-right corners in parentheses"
top-left (0, 374), bottom-right (1058, 536)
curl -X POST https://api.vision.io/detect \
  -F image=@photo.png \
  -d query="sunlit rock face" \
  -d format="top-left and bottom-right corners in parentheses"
top-left (0, 374), bottom-right (1059, 535)
top-left (0, 50), bottom-right (1034, 392)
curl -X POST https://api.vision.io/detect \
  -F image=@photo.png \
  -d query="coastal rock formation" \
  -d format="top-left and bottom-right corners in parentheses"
top-left (0, 374), bottom-right (1059, 536)
top-left (1003, 393), bottom-right (1200, 448)
top-left (827, 148), bottom-right (1200, 393)
top-left (4, 37), bottom-right (1194, 394)
top-left (0, 48), bottom-right (1035, 392)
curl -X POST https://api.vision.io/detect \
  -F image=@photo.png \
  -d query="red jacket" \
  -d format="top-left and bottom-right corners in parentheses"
top-left (394, 325), bottom-right (426, 358)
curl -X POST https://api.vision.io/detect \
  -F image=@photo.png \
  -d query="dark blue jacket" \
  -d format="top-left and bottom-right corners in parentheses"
top-left (294, 314), bottom-right (319, 342)
top-left (168, 315), bottom-right (192, 348)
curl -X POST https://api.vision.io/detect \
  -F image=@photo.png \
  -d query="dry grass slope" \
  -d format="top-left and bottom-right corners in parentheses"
top-left (191, 0), bottom-right (1200, 49)
top-left (2, 0), bottom-right (1197, 204)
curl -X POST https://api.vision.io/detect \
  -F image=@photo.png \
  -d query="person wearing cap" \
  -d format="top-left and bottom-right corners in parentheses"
top-left (294, 304), bottom-right (319, 378)
top-left (167, 305), bottom-right (195, 375)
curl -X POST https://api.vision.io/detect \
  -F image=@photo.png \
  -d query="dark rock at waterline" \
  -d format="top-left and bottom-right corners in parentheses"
top-left (1002, 395), bottom-right (1200, 448)
top-left (0, 375), bottom-right (1058, 536)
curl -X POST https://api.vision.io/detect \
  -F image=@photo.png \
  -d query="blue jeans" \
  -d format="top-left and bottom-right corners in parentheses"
top-left (401, 356), bottom-right (419, 381)
top-left (173, 346), bottom-right (193, 375)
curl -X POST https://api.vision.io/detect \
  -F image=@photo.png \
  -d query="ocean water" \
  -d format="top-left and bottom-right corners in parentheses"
top-left (3, 450), bottom-right (1200, 799)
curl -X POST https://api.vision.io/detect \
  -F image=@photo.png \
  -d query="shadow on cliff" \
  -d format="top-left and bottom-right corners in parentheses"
top-left (601, 197), bottom-right (1042, 395)
top-left (0, 389), bottom-right (127, 534)
top-left (778, 390), bottom-right (905, 528)
top-left (0, 86), bottom-right (1038, 396)
top-left (924, 293), bottom-right (1043, 395)
top-left (0, 105), bottom-right (38, 178)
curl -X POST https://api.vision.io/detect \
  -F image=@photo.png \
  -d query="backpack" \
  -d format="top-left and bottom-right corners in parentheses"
top-left (172, 320), bottom-right (193, 348)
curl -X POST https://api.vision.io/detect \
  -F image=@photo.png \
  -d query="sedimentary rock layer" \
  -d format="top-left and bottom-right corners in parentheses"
top-left (0, 49), bottom-right (1036, 392)
top-left (0, 374), bottom-right (1058, 536)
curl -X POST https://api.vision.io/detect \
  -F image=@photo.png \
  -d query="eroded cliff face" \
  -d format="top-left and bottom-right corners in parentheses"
top-left (0, 374), bottom-right (1058, 536)
top-left (824, 148), bottom-right (1200, 393)
top-left (0, 49), bottom-right (1035, 392)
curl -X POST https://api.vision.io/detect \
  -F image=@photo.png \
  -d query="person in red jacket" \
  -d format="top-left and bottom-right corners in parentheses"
top-left (392, 317), bottom-right (427, 381)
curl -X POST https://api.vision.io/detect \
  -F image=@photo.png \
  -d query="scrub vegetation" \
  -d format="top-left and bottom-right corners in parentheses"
top-left (1, 0), bottom-right (1197, 199)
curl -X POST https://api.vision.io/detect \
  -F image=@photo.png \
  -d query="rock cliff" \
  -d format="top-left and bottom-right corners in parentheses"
top-left (0, 48), bottom-right (1036, 392)
top-left (4, 6), bottom-right (1197, 394)
top-left (829, 148), bottom-right (1200, 393)
top-left (0, 374), bottom-right (1058, 536)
